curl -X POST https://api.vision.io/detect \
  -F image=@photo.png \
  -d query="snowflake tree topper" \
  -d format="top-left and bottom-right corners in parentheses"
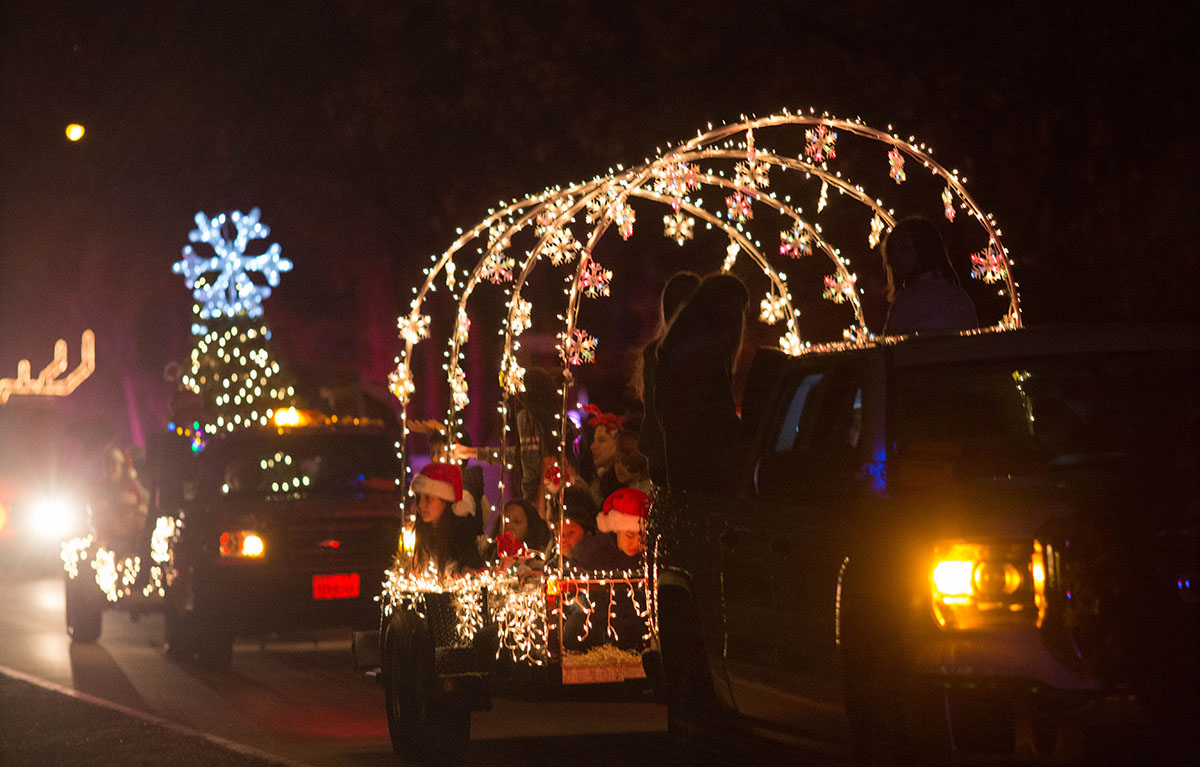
top-left (173, 208), bottom-right (292, 321)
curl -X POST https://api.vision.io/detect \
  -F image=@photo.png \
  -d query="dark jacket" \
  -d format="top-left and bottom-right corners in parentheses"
top-left (654, 333), bottom-right (746, 495)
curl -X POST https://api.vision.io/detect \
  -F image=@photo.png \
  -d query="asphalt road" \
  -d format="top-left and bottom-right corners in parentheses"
top-left (0, 568), bottom-right (690, 767)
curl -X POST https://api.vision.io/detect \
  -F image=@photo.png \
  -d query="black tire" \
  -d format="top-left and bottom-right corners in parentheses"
top-left (163, 572), bottom-right (234, 671)
top-left (65, 575), bottom-right (102, 643)
top-left (383, 610), bottom-right (470, 764)
top-left (164, 603), bottom-right (195, 660)
top-left (656, 584), bottom-right (738, 755)
top-left (840, 563), bottom-right (918, 766)
top-left (194, 628), bottom-right (234, 671)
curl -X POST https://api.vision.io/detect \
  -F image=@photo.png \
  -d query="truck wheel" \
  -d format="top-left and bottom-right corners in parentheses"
top-left (840, 564), bottom-right (917, 766)
top-left (656, 585), bottom-right (735, 751)
top-left (65, 575), bottom-right (102, 643)
top-left (383, 611), bottom-right (470, 764)
top-left (164, 605), bottom-right (196, 661)
top-left (195, 629), bottom-right (234, 671)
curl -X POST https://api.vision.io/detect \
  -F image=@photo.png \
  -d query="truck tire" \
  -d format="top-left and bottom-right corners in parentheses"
top-left (383, 610), bottom-right (470, 764)
top-left (655, 583), bottom-right (737, 754)
top-left (839, 562), bottom-right (918, 766)
top-left (65, 574), bottom-right (102, 643)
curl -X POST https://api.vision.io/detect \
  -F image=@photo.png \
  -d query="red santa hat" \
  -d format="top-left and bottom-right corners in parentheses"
top-left (411, 462), bottom-right (476, 517)
top-left (596, 487), bottom-right (649, 533)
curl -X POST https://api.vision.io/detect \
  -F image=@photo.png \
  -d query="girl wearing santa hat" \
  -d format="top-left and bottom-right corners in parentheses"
top-left (410, 462), bottom-right (484, 576)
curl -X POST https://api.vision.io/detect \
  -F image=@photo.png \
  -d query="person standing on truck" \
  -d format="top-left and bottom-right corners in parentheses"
top-left (654, 272), bottom-right (750, 496)
top-left (88, 446), bottom-right (148, 551)
top-left (409, 462), bottom-right (483, 577)
top-left (880, 215), bottom-right (978, 335)
top-left (454, 366), bottom-right (562, 516)
top-left (635, 271), bottom-right (701, 487)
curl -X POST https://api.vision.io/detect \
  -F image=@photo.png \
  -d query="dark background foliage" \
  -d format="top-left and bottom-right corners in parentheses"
top-left (2, 0), bottom-right (1196, 445)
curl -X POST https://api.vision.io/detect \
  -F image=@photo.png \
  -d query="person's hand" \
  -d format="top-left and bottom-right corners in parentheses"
top-left (450, 444), bottom-right (476, 461)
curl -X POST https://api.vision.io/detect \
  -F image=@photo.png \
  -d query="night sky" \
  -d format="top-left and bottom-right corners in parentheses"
top-left (2, 0), bottom-right (1197, 448)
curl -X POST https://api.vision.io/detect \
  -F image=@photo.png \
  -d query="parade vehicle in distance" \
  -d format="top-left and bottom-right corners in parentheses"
top-left (62, 408), bottom-right (407, 670)
top-left (650, 323), bottom-right (1199, 764)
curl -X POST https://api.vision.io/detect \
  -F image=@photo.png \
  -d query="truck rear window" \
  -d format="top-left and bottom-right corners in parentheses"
top-left (206, 434), bottom-right (400, 498)
top-left (891, 351), bottom-right (1198, 472)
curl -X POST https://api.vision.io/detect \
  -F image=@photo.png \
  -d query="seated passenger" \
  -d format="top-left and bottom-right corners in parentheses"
top-left (409, 462), bottom-right (483, 577)
top-left (557, 485), bottom-right (598, 561)
top-left (614, 430), bottom-right (652, 494)
top-left (570, 487), bottom-right (648, 572)
top-left (426, 428), bottom-right (489, 537)
top-left (583, 405), bottom-right (625, 506)
top-left (562, 487), bottom-right (650, 653)
top-left (487, 498), bottom-right (552, 565)
top-left (90, 446), bottom-right (148, 551)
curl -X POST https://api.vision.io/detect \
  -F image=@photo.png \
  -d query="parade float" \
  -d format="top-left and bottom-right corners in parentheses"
top-left (370, 108), bottom-right (1020, 761)
top-left (61, 210), bottom-right (405, 667)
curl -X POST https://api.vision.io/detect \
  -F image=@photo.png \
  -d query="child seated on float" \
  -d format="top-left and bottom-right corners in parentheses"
top-left (408, 462), bottom-right (483, 577)
top-left (561, 487), bottom-right (650, 652)
top-left (487, 498), bottom-right (552, 578)
top-left (613, 430), bottom-right (652, 494)
top-left (569, 487), bottom-right (647, 571)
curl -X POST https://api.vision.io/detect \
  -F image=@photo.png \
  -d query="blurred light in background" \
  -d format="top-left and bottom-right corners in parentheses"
top-left (65, 123), bottom-right (85, 141)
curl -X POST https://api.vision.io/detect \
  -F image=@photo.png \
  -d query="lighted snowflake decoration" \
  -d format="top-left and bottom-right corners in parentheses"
top-left (585, 184), bottom-right (623, 224)
top-left (780, 224), bottom-right (813, 258)
top-left (652, 161), bottom-right (700, 209)
top-left (543, 226), bottom-right (582, 266)
top-left (780, 331), bottom-right (803, 356)
top-left (579, 260), bottom-right (613, 298)
top-left (536, 197), bottom-right (575, 234)
top-left (725, 192), bottom-right (754, 223)
top-left (760, 293), bottom-right (788, 324)
top-left (734, 159), bottom-right (770, 190)
top-left (942, 186), bottom-right (957, 222)
top-left (389, 363), bottom-right (414, 403)
top-left (818, 181), bottom-right (830, 213)
top-left (480, 251), bottom-right (515, 284)
top-left (868, 214), bottom-right (886, 249)
top-left (722, 242), bottom-right (740, 272)
top-left (888, 147), bottom-right (907, 183)
top-left (970, 247), bottom-right (1008, 283)
top-left (613, 203), bottom-right (636, 240)
top-left (399, 311), bottom-right (431, 345)
top-left (510, 298), bottom-right (533, 337)
top-left (805, 125), bottom-right (838, 163)
top-left (450, 368), bottom-right (469, 411)
top-left (173, 208), bottom-right (292, 321)
top-left (823, 271), bottom-right (857, 304)
top-left (663, 211), bottom-right (695, 245)
top-left (559, 329), bottom-right (598, 366)
top-left (500, 353), bottom-right (526, 395)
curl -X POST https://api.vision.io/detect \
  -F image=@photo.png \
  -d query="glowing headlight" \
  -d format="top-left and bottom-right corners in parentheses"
top-left (219, 530), bottom-right (266, 558)
top-left (30, 496), bottom-right (80, 540)
top-left (930, 540), bottom-right (1044, 630)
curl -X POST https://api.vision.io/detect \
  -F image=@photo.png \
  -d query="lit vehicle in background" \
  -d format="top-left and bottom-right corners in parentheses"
top-left (651, 324), bottom-right (1198, 764)
top-left (0, 403), bottom-right (90, 574)
top-left (62, 409), bottom-right (407, 668)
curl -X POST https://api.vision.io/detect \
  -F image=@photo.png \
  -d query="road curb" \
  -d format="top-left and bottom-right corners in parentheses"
top-left (0, 663), bottom-right (315, 767)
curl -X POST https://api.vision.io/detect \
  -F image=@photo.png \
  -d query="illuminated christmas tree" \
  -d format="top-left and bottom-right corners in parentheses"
top-left (173, 208), bottom-right (297, 435)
